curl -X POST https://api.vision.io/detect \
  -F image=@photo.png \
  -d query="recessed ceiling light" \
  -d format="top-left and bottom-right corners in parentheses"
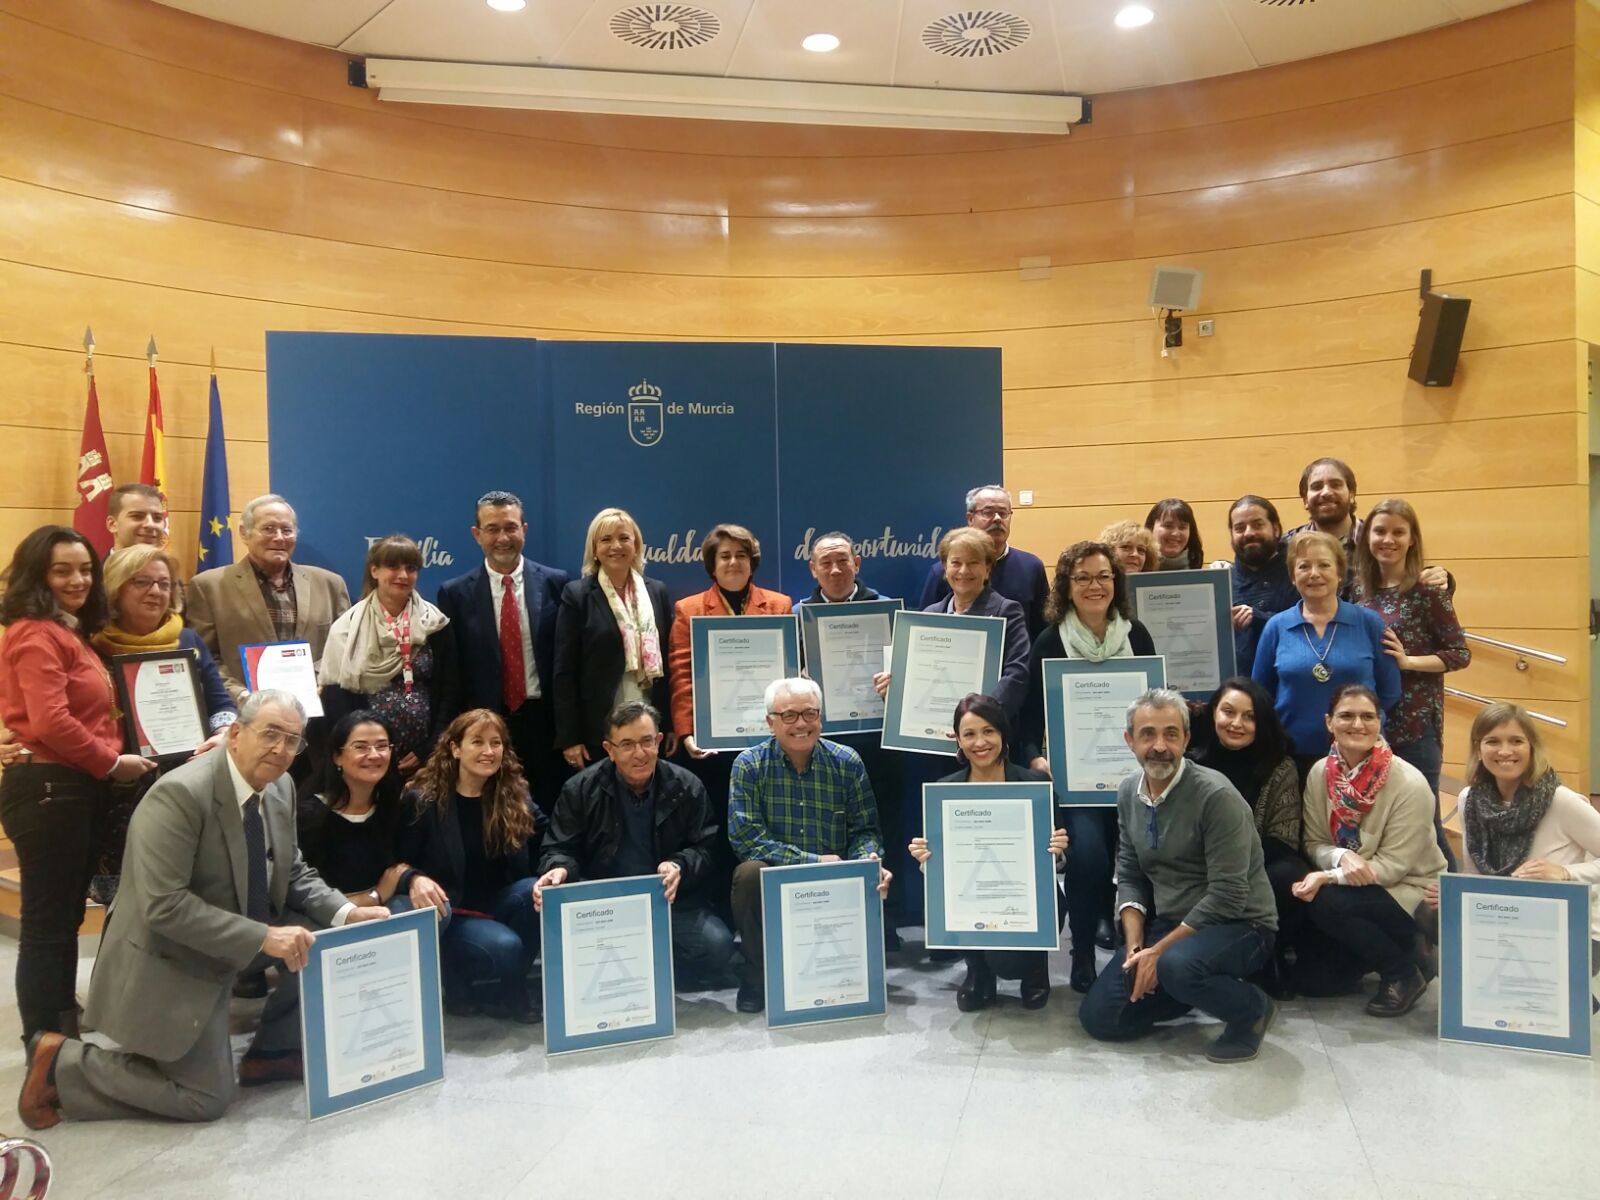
top-left (1115, 5), bottom-right (1155, 28)
top-left (802, 33), bottom-right (841, 53)
top-left (487, 0), bottom-right (527, 12)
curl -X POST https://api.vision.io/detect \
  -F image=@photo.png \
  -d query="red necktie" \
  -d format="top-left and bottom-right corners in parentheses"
top-left (500, 578), bottom-right (527, 712)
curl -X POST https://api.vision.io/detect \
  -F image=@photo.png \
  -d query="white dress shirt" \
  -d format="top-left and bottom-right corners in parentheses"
top-left (486, 558), bottom-right (541, 699)
top-left (225, 751), bottom-right (353, 926)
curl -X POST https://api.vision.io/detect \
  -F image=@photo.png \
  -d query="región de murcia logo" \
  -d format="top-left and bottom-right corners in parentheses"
top-left (628, 380), bottom-right (665, 448)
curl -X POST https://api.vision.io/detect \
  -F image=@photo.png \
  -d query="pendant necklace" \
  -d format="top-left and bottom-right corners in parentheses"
top-left (1301, 622), bottom-right (1338, 683)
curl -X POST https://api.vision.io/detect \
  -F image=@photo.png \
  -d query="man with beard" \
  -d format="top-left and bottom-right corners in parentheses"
top-left (1078, 689), bottom-right (1279, 1063)
top-left (1226, 495), bottom-right (1297, 672)
top-left (1282, 458), bottom-right (1447, 598)
top-left (919, 485), bottom-right (1047, 639)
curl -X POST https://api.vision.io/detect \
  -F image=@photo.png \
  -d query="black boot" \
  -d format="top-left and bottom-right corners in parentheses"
top-left (1019, 961), bottom-right (1050, 1010)
top-left (956, 955), bottom-right (997, 1012)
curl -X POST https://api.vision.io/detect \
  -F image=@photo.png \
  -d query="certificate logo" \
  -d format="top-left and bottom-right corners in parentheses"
top-left (628, 380), bottom-right (665, 448)
top-left (974, 922), bottom-right (987, 930)
top-left (597, 1021), bottom-right (610, 1030)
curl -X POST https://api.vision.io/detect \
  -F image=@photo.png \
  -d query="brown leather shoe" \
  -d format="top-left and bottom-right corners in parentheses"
top-left (19, 1031), bottom-right (65, 1130)
top-left (237, 1051), bottom-right (303, 1088)
top-left (1365, 969), bottom-right (1427, 1018)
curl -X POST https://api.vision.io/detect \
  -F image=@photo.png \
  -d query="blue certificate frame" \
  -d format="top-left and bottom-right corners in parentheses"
top-left (922, 781), bottom-right (1059, 951)
top-left (540, 874), bottom-right (676, 1056)
top-left (299, 906), bottom-right (445, 1121)
top-left (1438, 873), bottom-right (1593, 1058)
top-left (1044, 656), bottom-right (1165, 806)
top-left (880, 610), bottom-right (1005, 756)
top-left (760, 859), bottom-right (887, 1029)
top-left (1126, 568), bottom-right (1235, 700)
top-left (690, 614), bottom-right (801, 751)
top-left (800, 598), bottom-right (904, 735)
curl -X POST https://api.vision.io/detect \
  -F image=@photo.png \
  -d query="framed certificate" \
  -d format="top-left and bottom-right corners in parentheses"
top-left (240, 641), bottom-right (324, 717)
top-left (1044, 656), bottom-right (1166, 806)
top-left (881, 610), bottom-right (1004, 756)
top-left (689, 615), bottom-right (800, 751)
top-left (1126, 569), bottom-right (1235, 700)
top-left (760, 859), bottom-right (887, 1029)
top-left (540, 875), bottom-right (676, 1056)
top-left (111, 650), bottom-right (208, 763)
top-left (922, 781), bottom-right (1060, 951)
top-left (800, 599), bottom-right (903, 735)
top-left (298, 907), bottom-right (445, 1121)
top-left (1438, 873), bottom-right (1593, 1058)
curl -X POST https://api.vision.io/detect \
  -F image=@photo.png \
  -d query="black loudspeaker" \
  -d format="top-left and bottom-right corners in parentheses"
top-left (1408, 292), bottom-right (1471, 387)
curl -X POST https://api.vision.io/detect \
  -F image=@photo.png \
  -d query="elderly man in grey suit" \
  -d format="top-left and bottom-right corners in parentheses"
top-left (18, 690), bottom-right (387, 1128)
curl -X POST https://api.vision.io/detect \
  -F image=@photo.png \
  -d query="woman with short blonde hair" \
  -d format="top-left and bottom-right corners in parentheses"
top-left (1097, 520), bottom-right (1158, 574)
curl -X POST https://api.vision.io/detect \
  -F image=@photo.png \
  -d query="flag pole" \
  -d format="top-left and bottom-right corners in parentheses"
top-left (83, 325), bottom-right (94, 379)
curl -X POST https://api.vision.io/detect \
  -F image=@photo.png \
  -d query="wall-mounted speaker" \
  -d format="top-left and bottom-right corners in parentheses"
top-left (1148, 266), bottom-right (1203, 311)
top-left (1408, 292), bottom-right (1470, 387)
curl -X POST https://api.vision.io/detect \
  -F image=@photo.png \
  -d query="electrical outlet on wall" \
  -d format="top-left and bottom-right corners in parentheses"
top-left (1019, 490), bottom-right (1034, 506)
top-left (1197, 319), bottom-right (1215, 337)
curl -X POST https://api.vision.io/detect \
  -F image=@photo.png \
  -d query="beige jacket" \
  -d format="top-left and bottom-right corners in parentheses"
top-left (1303, 753), bottom-right (1446, 914)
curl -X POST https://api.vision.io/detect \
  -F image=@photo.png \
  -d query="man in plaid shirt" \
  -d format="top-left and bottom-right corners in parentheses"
top-left (727, 677), bottom-right (890, 1013)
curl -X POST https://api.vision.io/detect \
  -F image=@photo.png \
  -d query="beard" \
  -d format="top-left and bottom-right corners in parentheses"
top-left (1141, 751), bottom-right (1178, 781)
top-left (1234, 537), bottom-right (1275, 567)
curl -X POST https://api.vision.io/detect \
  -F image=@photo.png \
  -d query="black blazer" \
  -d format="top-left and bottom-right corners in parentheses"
top-left (435, 556), bottom-right (568, 715)
top-left (923, 586), bottom-right (1030, 720)
top-left (320, 626), bottom-right (462, 756)
top-left (552, 574), bottom-right (675, 750)
top-left (396, 786), bottom-right (544, 910)
top-left (1017, 618), bottom-right (1157, 766)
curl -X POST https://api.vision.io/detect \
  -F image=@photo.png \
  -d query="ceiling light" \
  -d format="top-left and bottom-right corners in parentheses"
top-left (487, 0), bottom-right (526, 12)
top-left (1115, 5), bottom-right (1155, 28)
top-left (802, 33), bottom-right (841, 53)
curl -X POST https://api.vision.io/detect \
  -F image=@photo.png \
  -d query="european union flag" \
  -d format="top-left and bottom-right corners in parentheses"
top-left (195, 372), bottom-right (233, 574)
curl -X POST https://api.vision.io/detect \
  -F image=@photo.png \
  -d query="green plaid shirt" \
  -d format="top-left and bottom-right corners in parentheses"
top-left (728, 738), bottom-right (883, 866)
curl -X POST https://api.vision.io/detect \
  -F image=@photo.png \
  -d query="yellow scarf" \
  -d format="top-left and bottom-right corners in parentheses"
top-left (91, 612), bottom-right (185, 658)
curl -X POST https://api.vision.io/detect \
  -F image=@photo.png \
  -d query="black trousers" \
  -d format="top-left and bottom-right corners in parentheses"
top-left (503, 697), bottom-right (567, 813)
top-left (1303, 883), bottom-right (1419, 983)
top-left (0, 763), bottom-right (109, 1040)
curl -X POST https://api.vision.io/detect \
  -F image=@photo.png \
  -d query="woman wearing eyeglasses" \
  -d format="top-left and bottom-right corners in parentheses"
top-left (0, 527), bottom-right (158, 1042)
top-left (1017, 541), bottom-right (1156, 994)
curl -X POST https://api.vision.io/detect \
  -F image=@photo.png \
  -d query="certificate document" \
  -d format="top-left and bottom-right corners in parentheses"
top-left (559, 892), bottom-right (658, 1036)
top-left (241, 641), bottom-right (324, 717)
top-left (1060, 671), bottom-right (1146, 793)
top-left (942, 797), bottom-right (1037, 934)
top-left (1128, 569), bottom-right (1234, 698)
top-left (882, 611), bottom-right (1004, 754)
top-left (1460, 893), bottom-right (1569, 1039)
top-left (690, 615), bottom-right (800, 750)
top-left (113, 651), bottom-right (206, 759)
top-left (319, 927), bottom-right (427, 1100)
top-left (779, 876), bottom-right (870, 1009)
top-left (801, 600), bottom-right (901, 733)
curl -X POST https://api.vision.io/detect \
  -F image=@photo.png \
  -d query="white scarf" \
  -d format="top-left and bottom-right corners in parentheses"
top-left (320, 591), bottom-right (449, 694)
top-left (1060, 609), bottom-right (1131, 662)
top-left (599, 569), bottom-right (663, 685)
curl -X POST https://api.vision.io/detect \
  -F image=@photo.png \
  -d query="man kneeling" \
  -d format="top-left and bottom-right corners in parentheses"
top-left (19, 690), bottom-right (388, 1127)
top-left (1078, 688), bottom-right (1278, 1063)
top-left (533, 701), bottom-right (734, 987)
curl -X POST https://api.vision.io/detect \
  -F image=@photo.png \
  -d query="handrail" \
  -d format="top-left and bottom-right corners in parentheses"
top-left (1462, 632), bottom-right (1567, 667)
top-left (1444, 686), bottom-right (1567, 728)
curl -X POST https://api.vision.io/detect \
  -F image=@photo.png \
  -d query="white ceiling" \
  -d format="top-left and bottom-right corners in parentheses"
top-left (152, 0), bottom-right (1531, 96)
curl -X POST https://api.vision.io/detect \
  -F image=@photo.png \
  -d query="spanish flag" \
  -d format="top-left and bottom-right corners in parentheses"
top-left (140, 336), bottom-right (167, 500)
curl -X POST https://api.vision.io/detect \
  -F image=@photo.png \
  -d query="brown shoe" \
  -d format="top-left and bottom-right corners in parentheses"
top-left (237, 1051), bottom-right (303, 1088)
top-left (1365, 970), bottom-right (1427, 1018)
top-left (19, 1031), bottom-right (65, 1130)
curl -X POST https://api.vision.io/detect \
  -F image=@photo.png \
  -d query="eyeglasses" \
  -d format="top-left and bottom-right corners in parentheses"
top-left (770, 708), bottom-right (821, 725)
top-left (606, 737), bottom-right (659, 754)
top-left (1332, 713), bottom-right (1380, 725)
top-left (1070, 572), bottom-right (1115, 586)
top-left (127, 577), bottom-right (173, 593)
top-left (253, 524), bottom-right (296, 538)
top-left (972, 507), bottom-right (1012, 520)
top-left (253, 726), bottom-right (307, 753)
top-left (347, 740), bottom-right (391, 756)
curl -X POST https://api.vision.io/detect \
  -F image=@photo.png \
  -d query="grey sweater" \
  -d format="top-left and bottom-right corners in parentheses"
top-left (1115, 760), bottom-right (1277, 931)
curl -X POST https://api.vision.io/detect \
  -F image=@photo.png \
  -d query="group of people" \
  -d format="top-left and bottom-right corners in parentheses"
top-left (1, 463), bottom-right (1594, 1129)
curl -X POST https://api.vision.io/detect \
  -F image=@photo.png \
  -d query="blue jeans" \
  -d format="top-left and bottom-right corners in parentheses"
top-left (442, 878), bottom-right (540, 1006)
top-left (672, 905), bottom-right (735, 983)
top-left (1062, 808), bottom-right (1118, 956)
top-left (1390, 736), bottom-right (1455, 870)
top-left (1078, 917), bottom-right (1274, 1040)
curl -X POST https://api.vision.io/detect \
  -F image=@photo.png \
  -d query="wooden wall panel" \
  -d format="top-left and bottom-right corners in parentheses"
top-left (0, 0), bottom-right (1587, 785)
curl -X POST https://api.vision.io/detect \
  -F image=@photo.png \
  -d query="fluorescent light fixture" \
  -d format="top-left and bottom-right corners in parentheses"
top-left (362, 59), bottom-right (1085, 134)
top-left (802, 33), bottom-right (841, 53)
top-left (1115, 5), bottom-right (1155, 28)
top-left (487, 0), bottom-right (527, 11)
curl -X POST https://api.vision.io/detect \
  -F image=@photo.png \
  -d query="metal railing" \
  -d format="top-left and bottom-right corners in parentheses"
top-left (0, 1137), bottom-right (52, 1199)
top-left (1462, 632), bottom-right (1568, 670)
top-left (1444, 686), bottom-right (1568, 728)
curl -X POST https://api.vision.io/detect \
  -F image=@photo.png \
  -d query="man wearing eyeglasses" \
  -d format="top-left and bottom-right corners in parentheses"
top-left (918, 484), bottom-right (1048, 640)
top-left (19, 690), bottom-right (389, 1128)
top-left (532, 700), bottom-right (733, 988)
top-left (726, 677), bottom-right (890, 1013)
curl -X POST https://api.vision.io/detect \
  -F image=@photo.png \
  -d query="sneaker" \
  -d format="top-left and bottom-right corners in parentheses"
top-left (1207, 995), bottom-right (1277, 1064)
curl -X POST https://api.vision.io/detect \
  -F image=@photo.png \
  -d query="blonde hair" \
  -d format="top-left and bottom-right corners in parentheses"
top-left (1097, 520), bottom-right (1158, 572)
top-left (1353, 497), bottom-right (1425, 599)
top-left (102, 544), bottom-right (181, 622)
top-left (581, 508), bottom-right (645, 578)
top-left (1467, 704), bottom-right (1555, 791)
top-left (938, 526), bottom-right (997, 570)
top-left (1286, 529), bottom-right (1347, 582)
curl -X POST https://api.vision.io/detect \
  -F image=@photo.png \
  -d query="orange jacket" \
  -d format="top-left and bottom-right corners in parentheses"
top-left (668, 584), bottom-right (794, 740)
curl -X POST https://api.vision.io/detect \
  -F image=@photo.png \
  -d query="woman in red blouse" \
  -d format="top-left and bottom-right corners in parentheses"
top-left (0, 527), bottom-right (154, 1042)
top-left (1353, 498), bottom-right (1470, 870)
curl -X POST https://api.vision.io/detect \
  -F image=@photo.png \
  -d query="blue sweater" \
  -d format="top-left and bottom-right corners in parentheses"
top-left (1251, 601), bottom-right (1400, 758)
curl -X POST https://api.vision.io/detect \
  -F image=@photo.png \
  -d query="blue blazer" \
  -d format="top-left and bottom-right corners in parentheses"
top-left (436, 556), bottom-right (569, 714)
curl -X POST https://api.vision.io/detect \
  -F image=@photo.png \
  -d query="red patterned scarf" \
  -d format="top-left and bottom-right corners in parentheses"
top-left (1324, 741), bottom-right (1393, 849)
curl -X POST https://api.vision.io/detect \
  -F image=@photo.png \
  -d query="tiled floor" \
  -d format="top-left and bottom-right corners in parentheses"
top-left (2, 937), bottom-right (1596, 1200)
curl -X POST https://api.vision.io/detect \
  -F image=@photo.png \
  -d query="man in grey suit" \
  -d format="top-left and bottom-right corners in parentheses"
top-left (18, 690), bottom-right (388, 1127)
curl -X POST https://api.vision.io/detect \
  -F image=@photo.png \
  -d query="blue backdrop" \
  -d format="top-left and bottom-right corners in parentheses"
top-left (265, 334), bottom-right (1000, 605)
